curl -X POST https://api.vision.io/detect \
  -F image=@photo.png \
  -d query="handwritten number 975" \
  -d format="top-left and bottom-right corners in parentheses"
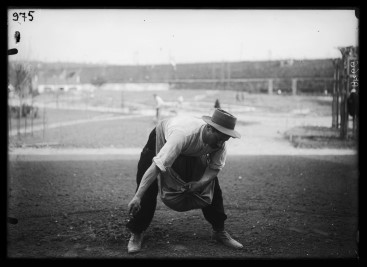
top-left (13, 11), bottom-right (34, 22)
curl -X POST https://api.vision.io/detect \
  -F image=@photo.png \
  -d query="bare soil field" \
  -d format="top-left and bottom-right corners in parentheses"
top-left (7, 155), bottom-right (358, 259)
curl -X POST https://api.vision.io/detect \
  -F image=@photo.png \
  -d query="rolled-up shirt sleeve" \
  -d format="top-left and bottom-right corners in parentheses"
top-left (208, 144), bottom-right (227, 171)
top-left (153, 133), bottom-right (185, 172)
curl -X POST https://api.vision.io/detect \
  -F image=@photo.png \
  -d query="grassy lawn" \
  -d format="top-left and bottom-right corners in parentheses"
top-left (94, 89), bottom-right (333, 116)
top-left (8, 88), bottom-right (340, 148)
top-left (284, 125), bottom-right (357, 149)
top-left (8, 108), bottom-right (116, 132)
top-left (28, 88), bottom-right (333, 116)
top-left (9, 115), bottom-right (155, 148)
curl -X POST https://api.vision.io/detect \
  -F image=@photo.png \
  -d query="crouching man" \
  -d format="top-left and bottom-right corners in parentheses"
top-left (126, 108), bottom-right (243, 253)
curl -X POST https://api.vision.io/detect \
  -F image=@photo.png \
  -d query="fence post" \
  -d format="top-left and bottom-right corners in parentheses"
top-left (42, 102), bottom-right (47, 140)
top-left (331, 61), bottom-right (338, 128)
top-left (211, 64), bottom-right (215, 90)
top-left (268, 79), bottom-right (273, 95)
top-left (340, 91), bottom-right (348, 139)
top-left (292, 78), bottom-right (298, 95)
top-left (227, 62), bottom-right (231, 90)
top-left (336, 63), bottom-right (341, 128)
top-left (340, 71), bottom-right (348, 139)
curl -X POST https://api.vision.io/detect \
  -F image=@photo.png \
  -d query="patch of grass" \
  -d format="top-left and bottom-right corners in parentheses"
top-left (284, 126), bottom-right (357, 149)
top-left (30, 89), bottom-right (333, 116)
top-left (8, 89), bottom-right (335, 148)
top-left (291, 137), bottom-right (356, 149)
top-left (8, 108), bottom-right (113, 132)
top-left (9, 116), bottom-right (155, 148)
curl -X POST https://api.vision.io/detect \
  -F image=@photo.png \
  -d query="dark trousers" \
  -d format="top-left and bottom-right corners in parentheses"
top-left (126, 128), bottom-right (228, 234)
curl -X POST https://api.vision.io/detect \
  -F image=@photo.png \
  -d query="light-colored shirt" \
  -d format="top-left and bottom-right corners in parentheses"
top-left (153, 115), bottom-right (227, 172)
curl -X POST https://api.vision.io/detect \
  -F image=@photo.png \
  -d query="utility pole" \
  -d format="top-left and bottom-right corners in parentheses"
top-left (338, 46), bottom-right (358, 140)
top-left (331, 59), bottom-right (339, 129)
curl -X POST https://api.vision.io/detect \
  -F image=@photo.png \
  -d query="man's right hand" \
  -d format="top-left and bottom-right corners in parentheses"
top-left (128, 196), bottom-right (141, 217)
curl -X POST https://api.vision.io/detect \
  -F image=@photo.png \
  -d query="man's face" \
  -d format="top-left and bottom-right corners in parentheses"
top-left (207, 127), bottom-right (230, 149)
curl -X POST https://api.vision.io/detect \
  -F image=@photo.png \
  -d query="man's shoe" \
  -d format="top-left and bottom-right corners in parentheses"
top-left (127, 232), bottom-right (143, 253)
top-left (212, 230), bottom-right (243, 249)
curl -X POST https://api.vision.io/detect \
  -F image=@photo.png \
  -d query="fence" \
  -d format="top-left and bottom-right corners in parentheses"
top-left (168, 77), bottom-right (335, 95)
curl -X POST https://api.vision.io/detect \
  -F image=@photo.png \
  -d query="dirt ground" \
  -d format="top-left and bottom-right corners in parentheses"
top-left (7, 154), bottom-right (359, 259)
top-left (6, 92), bottom-right (360, 260)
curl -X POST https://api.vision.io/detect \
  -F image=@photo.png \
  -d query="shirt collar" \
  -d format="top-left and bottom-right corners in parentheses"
top-left (200, 124), bottom-right (206, 145)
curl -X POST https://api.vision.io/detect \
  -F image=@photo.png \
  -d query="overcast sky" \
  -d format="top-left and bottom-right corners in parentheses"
top-left (8, 8), bottom-right (359, 65)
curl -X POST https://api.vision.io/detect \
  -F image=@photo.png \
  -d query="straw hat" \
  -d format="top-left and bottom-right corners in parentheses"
top-left (202, 108), bottom-right (241, 139)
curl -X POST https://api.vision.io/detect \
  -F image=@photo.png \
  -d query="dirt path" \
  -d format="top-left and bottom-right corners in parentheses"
top-left (7, 155), bottom-right (358, 258)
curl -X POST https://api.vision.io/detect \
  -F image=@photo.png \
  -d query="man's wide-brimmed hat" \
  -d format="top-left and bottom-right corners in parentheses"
top-left (202, 108), bottom-right (241, 139)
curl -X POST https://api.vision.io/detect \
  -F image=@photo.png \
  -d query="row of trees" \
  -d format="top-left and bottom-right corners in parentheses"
top-left (8, 61), bottom-right (39, 137)
top-left (8, 59), bottom-right (111, 143)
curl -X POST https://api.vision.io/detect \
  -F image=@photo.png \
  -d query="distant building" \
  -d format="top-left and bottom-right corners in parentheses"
top-left (280, 59), bottom-right (294, 67)
top-left (36, 69), bottom-right (82, 93)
